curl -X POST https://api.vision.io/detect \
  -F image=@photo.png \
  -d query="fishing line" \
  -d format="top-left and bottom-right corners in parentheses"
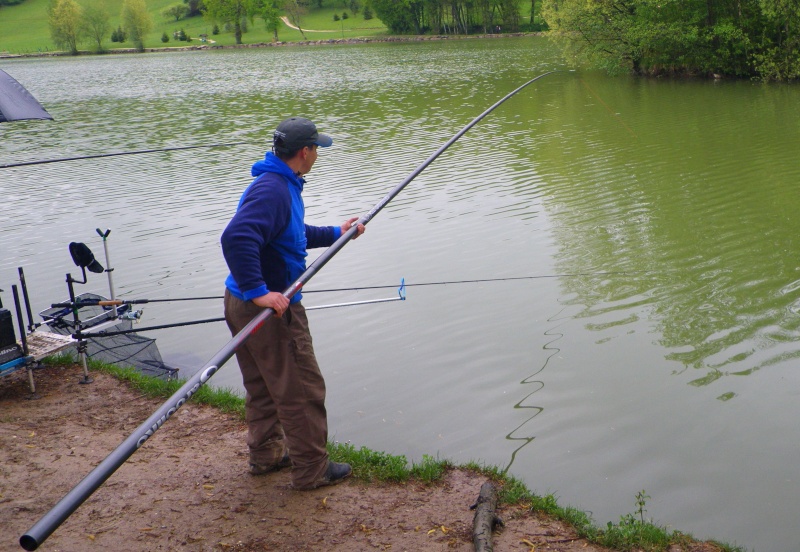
top-left (303, 272), bottom-right (650, 293)
top-left (579, 78), bottom-right (638, 138)
top-left (0, 142), bottom-right (250, 169)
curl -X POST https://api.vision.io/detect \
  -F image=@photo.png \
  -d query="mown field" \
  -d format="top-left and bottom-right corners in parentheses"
top-left (0, 0), bottom-right (388, 54)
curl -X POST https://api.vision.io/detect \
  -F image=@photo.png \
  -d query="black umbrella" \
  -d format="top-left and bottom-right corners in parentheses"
top-left (0, 69), bottom-right (53, 123)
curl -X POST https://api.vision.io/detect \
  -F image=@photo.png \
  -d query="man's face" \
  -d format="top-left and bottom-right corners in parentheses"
top-left (302, 144), bottom-right (318, 174)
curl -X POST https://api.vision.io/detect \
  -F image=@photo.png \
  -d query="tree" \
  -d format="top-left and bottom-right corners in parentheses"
top-left (282, 0), bottom-right (309, 39)
top-left (82, 0), bottom-right (111, 52)
top-left (755, 0), bottom-right (800, 79)
top-left (368, 0), bottom-right (423, 33)
top-left (204, 0), bottom-right (260, 44)
top-left (48, 0), bottom-right (83, 54)
top-left (121, 0), bottom-right (153, 51)
top-left (184, 0), bottom-right (205, 16)
top-left (163, 3), bottom-right (190, 20)
top-left (259, 1), bottom-right (281, 40)
top-left (540, 0), bottom-right (800, 80)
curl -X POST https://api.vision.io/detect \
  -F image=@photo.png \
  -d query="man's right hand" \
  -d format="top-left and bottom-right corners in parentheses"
top-left (252, 292), bottom-right (290, 317)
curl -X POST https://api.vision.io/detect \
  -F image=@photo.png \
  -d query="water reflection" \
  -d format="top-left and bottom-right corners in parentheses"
top-left (522, 73), bottom-right (800, 398)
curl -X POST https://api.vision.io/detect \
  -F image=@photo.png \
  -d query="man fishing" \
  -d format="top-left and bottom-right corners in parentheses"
top-left (221, 116), bottom-right (365, 490)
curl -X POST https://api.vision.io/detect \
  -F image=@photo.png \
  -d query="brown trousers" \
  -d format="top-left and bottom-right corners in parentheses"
top-left (224, 291), bottom-right (329, 488)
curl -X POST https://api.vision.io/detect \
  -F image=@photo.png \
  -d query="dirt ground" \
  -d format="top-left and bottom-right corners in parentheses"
top-left (0, 364), bottom-right (720, 552)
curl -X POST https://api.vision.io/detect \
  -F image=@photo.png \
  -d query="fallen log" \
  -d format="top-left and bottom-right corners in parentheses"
top-left (471, 481), bottom-right (504, 551)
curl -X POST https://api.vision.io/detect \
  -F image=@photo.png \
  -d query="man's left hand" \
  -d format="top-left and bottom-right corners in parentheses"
top-left (342, 217), bottom-right (365, 240)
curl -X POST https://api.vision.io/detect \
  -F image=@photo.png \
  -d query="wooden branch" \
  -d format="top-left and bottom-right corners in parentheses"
top-left (471, 481), bottom-right (504, 552)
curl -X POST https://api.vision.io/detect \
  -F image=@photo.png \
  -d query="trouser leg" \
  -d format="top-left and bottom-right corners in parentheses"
top-left (225, 292), bottom-right (285, 466)
top-left (224, 292), bottom-right (329, 487)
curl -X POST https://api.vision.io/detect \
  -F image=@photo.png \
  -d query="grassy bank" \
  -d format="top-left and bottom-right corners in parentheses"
top-left (42, 354), bottom-right (746, 552)
top-left (0, 0), bottom-right (389, 55)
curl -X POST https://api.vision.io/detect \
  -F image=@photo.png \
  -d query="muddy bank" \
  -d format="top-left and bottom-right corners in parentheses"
top-left (0, 363), bottom-right (617, 551)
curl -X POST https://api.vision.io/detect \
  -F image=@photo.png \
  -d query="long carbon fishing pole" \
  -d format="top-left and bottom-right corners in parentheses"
top-left (20, 70), bottom-right (558, 551)
top-left (0, 142), bottom-right (248, 169)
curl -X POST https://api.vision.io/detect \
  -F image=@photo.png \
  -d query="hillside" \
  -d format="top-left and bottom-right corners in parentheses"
top-left (0, 0), bottom-right (387, 54)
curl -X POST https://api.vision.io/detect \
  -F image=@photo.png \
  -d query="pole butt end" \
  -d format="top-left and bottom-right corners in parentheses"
top-left (20, 534), bottom-right (40, 551)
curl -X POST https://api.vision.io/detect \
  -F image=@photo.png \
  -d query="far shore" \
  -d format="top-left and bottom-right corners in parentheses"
top-left (0, 31), bottom-right (543, 60)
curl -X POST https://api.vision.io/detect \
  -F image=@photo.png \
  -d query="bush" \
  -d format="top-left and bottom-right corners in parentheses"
top-left (333, 13), bottom-right (339, 21)
top-left (110, 25), bottom-right (127, 42)
top-left (161, 31), bottom-right (169, 42)
top-left (342, 11), bottom-right (348, 19)
top-left (363, 6), bottom-right (372, 20)
top-left (212, 23), bottom-right (219, 35)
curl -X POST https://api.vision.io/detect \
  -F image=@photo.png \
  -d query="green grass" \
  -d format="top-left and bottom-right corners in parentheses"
top-left (40, 353), bottom-right (747, 552)
top-left (0, 0), bottom-right (388, 54)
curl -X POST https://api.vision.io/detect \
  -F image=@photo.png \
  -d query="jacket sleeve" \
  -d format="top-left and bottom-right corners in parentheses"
top-left (221, 179), bottom-right (290, 300)
top-left (305, 224), bottom-right (341, 249)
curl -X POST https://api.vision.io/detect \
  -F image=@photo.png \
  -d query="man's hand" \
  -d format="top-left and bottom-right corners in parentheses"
top-left (252, 292), bottom-right (290, 317)
top-left (341, 217), bottom-right (365, 240)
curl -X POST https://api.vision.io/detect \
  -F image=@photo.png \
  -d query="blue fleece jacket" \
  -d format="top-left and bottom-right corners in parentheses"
top-left (221, 152), bottom-right (341, 304)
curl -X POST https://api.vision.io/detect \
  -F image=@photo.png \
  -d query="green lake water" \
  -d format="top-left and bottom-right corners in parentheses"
top-left (2, 36), bottom-right (800, 550)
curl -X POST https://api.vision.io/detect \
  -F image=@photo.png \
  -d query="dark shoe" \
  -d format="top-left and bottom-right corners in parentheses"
top-left (293, 461), bottom-right (352, 490)
top-left (249, 453), bottom-right (291, 476)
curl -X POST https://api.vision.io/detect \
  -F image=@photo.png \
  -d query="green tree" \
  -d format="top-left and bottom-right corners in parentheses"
top-left (48, 0), bottom-right (83, 54)
top-left (121, 0), bottom-right (153, 51)
top-left (204, 0), bottom-right (261, 44)
top-left (368, 0), bottom-right (422, 33)
top-left (184, 0), bottom-right (205, 16)
top-left (163, 3), bottom-right (190, 20)
top-left (282, 0), bottom-right (309, 39)
top-left (541, 0), bottom-right (800, 80)
top-left (82, 0), bottom-right (111, 52)
top-left (755, 0), bottom-right (800, 78)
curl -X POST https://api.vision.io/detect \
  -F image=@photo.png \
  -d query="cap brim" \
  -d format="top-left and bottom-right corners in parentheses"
top-left (314, 133), bottom-right (333, 148)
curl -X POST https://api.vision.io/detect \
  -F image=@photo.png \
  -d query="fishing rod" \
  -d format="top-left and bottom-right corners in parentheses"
top-left (20, 70), bottom-right (560, 551)
top-left (50, 296), bottom-right (225, 308)
top-left (47, 272), bottom-right (633, 307)
top-left (0, 142), bottom-right (249, 169)
top-left (74, 282), bottom-right (407, 339)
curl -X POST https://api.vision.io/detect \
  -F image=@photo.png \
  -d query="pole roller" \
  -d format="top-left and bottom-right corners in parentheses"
top-left (20, 70), bottom-right (558, 550)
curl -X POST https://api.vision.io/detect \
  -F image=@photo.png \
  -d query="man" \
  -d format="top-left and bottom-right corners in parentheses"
top-left (221, 116), bottom-right (365, 490)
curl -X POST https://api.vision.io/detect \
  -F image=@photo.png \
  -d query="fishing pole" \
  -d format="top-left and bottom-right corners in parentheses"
top-left (49, 296), bottom-right (225, 308)
top-left (0, 142), bottom-right (249, 169)
top-left (20, 70), bottom-right (559, 551)
top-left (75, 282), bottom-right (407, 338)
top-left (48, 271), bottom-right (636, 307)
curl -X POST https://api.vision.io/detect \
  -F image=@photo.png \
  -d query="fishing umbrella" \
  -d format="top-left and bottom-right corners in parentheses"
top-left (0, 69), bottom-right (53, 123)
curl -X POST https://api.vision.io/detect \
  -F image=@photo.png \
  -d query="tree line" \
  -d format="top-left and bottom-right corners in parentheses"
top-left (45, 0), bottom-right (321, 54)
top-left (542, 0), bottom-right (799, 81)
top-left (48, 0), bottom-right (153, 53)
top-left (367, 0), bottom-right (540, 34)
